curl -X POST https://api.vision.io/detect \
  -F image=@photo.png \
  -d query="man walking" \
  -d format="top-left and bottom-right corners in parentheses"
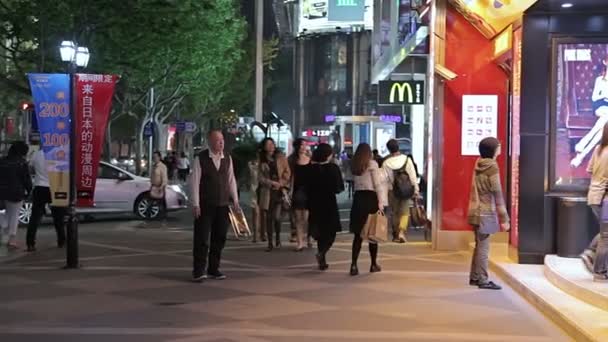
top-left (26, 144), bottom-right (67, 252)
top-left (381, 139), bottom-right (419, 243)
top-left (190, 130), bottom-right (239, 282)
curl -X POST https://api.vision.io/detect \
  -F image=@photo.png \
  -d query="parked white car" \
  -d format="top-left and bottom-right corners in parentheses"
top-left (18, 161), bottom-right (188, 225)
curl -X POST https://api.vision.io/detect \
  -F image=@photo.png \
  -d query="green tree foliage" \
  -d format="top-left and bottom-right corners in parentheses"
top-left (0, 0), bottom-right (248, 122)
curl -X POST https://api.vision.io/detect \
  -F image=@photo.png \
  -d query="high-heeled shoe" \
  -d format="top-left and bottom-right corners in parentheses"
top-left (316, 253), bottom-right (328, 271)
top-left (350, 264), bottom-right (359, 276)
top-left (265, 244), bottom-right (273, 252)
top-left (370, 264), bottom-right (382, 273)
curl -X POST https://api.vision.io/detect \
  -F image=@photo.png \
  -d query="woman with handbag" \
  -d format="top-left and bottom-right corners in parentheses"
top-left (289, 138), bottom-right (312, 251)
top-left (0, 141), bottom-right (33, 249)
top-left (349, 143), bottom-right (384, 276)
top-left (467, 137), bottom-right (510, 290)
top-left (258, 138), bottom-right (291, 252)
top-left (308, 144), bottom-right (344, 271)
top-left (149, 151), bottom-right (168, 219)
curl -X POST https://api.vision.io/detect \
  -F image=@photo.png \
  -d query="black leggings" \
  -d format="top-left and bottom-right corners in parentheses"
top-left (352, 235), bottom-right (378, 266)
top-left (263, 199), bottom-right (282, 246)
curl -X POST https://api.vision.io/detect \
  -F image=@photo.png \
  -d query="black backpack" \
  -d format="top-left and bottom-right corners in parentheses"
top-left (393, 157), bottom-right (414, 200)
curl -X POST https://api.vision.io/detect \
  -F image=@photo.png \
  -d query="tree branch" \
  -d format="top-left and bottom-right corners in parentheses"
top-left (160, 96), bottom-right (184, 123)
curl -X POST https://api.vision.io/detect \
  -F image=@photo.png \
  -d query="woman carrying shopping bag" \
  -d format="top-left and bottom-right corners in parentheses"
top-left (349, 143), bottom-right (384, 276)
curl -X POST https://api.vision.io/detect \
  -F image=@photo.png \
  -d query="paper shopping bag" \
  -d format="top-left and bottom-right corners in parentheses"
top-left (364, 212), bottom-right (388, 243)
top-left (361, 212), bottom-right (376, 241)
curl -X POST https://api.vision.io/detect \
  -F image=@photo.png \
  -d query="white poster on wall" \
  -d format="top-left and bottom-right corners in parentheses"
top-left (461, 95), bottom-right (498, 156)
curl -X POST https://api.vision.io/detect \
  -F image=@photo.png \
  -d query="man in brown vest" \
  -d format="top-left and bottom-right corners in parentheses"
top-left (190, 130), bottom-right (239, 282)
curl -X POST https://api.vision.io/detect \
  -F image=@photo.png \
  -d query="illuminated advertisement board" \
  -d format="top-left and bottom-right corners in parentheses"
top-left (298, 0), bottom-right (373, 35)
top-left (552, 40), bottom-right (608, 188)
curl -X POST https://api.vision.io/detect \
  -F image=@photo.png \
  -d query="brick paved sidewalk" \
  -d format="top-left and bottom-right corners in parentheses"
top-left (0, 225), bottom-right (571, 342)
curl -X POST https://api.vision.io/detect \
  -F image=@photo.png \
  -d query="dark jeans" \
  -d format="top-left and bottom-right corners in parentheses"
top-left (590, 204), bottom-right (608, 274)
top-left (193, 205), bottom-right (229, 276)
top-left (470, 228), bottom-right (490, 284)
top-left (587, 205), bottom-right (601, 254)
top-left (26, 186), bottom-right (66, 247)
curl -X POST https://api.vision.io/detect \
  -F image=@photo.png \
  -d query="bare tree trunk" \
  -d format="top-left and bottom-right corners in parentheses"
top-left (105, 121), bottom-right (112, 162)
top-left (135, 118), bottom-right (150, 176)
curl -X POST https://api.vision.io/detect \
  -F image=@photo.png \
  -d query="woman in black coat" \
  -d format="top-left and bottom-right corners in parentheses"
top-left (307, 143), bottom-right (344, 270)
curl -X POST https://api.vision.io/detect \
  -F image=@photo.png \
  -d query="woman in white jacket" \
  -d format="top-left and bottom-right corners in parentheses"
top-left (349, 143), bottom-right (384, 276)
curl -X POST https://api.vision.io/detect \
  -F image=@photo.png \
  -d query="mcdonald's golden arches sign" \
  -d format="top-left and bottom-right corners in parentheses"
top-left (378, 80), bottom-right (425, 105)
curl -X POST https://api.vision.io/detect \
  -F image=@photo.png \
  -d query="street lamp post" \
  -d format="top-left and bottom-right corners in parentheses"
top-left (59, 40), bottom-right (90, 269)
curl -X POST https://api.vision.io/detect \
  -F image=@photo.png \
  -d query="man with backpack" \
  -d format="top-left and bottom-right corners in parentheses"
top-left (381, 139), bottom-right (419, 243)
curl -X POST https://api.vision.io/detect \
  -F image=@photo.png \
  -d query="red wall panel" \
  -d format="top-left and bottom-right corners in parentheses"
top-left (441, 6), bottom-right (509, 231)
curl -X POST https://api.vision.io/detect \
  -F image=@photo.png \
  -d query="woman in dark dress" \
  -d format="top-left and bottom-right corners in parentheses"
top-left (349, 143), bottom-right (383, 276)
top-left (307, 143), bottom-right (344, 270)
top-left (289, 138), bottom-right (312, 251)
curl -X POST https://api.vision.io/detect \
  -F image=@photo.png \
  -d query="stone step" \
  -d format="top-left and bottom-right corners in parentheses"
top-left (468, 242), bottom-right (608, 342)
top-left (544, 254), bottom-right (608, 312)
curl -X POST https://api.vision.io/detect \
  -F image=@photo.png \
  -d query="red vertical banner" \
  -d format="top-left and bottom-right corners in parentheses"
top-left (510, 28), bottom-right (522, 248)
top-left (75, 74), bottom-right (117, 207)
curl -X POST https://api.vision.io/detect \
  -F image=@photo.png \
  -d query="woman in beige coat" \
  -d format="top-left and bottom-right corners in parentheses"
top-left (258, 138), bottom-right (291, 251)
top-left (149, 151), bottom-right (168, 218)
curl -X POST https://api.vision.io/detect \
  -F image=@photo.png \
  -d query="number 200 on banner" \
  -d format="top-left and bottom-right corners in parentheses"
top-left (38, 102), bottom-right (69, 118)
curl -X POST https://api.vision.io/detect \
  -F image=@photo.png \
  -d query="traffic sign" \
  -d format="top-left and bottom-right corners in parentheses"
top-left (176, 121), bottom-right (196, 133)
top-left (185, 121), bottom-right (196, 133)
top-left (143, 121), bottom-right (154, 137)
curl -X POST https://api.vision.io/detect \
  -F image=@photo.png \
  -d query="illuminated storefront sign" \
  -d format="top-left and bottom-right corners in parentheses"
top-left (461, 95), bottom-right (498, 156)
top-left (302, 129), bottom-right (332, 137)
top-left (379, 114), bottom-right (402, 123)
top-left (449, 0), bottom-right (537, 38)
top-left (324, 114), bottom-right (337, 122)
top-left (298, 0), bottom-right (373, 35)
top-left (493, 26), bottom-right (512, 58)
top-left (378, 80), bottom-right (425, 105)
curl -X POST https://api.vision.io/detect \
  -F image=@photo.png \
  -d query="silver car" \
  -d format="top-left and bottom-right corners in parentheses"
top-left (18, 161), bottom-right (188, 225)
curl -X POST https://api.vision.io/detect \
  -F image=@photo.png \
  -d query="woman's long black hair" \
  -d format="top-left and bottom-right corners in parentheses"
top-left (259, 137), bottom-right (276, 164)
